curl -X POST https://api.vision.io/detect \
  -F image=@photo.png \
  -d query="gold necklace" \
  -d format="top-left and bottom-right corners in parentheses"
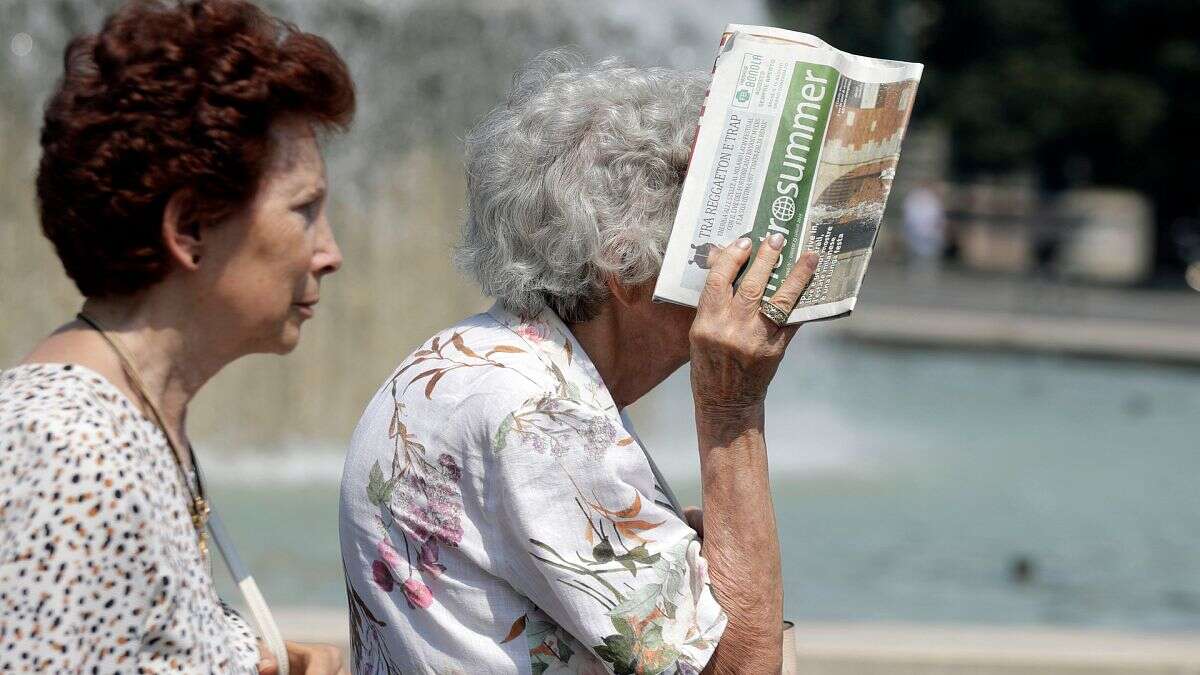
top-left (76, 312), bottom-right (211, 557)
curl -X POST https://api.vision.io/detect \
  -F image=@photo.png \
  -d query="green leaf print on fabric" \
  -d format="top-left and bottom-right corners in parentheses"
top-left (527, 522), bottom-right (711, 674)
top-left (507, 608), bottom-right (598, 674)
top-left (367, 461), bottom-right (395, 507)
top-left (494, 412), bottom-right (516, 452)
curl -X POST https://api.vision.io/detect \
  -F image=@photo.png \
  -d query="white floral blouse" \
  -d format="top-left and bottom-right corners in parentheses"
top-left (339, 304), bottom-right (727, 674)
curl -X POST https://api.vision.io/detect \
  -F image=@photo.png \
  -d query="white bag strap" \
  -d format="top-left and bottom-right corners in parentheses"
top-left (208, 509), bottom-right (290, 675)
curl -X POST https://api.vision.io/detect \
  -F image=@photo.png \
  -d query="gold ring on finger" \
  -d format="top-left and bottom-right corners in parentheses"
top-left (758, 299), bottom-right (791, 327)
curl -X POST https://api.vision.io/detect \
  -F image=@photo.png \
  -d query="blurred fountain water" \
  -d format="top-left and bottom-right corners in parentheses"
top-left (0, 0), bottom-right (766, 450)
top-left (8, 4), bottom-right (1200, 630)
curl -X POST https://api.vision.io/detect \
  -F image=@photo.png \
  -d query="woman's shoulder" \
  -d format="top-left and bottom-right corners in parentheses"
top-left (1, 363), bottom-right (159, 564)
top-left (0, 362), bottom-right (155, 473)
top-left (372, 311), bottom-right (549, 409)
top-left (4, 359), bottom-right (112, 394)
top-left (2, 361), bottom-right (133, 424)
top-left (349, 311), bottom-right (547, 460)
top-left (0, 363), bottom-right (257, 673)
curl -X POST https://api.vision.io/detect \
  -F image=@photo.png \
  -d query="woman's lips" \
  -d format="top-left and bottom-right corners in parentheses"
top-left (294, 300), bottom-right (317, 318)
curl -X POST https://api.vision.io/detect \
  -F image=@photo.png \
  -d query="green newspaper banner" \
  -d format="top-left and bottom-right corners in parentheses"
top-left (743, 62), bottom-right (838, 300)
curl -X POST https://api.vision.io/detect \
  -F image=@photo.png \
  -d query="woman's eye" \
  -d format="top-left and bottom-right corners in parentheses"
top-left (296, 200), bottom-right (319, 222)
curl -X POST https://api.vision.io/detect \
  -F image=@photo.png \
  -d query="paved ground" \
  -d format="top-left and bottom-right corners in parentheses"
top-left (272, 608), bottom-right (1200, 673)
top-left (830, 265), bottom-right (1200, 364)
top-left (789, 622), bottom-right (1200, 675)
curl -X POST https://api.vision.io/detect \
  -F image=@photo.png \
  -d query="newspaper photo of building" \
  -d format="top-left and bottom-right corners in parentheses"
top-left (798, 77), bottom-right (919, 306)
top-left (654, 25), bottom-right (923, 322)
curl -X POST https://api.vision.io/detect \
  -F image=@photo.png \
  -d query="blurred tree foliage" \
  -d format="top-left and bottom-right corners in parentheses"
top-left (769, 0), bottom-right (1200, 266)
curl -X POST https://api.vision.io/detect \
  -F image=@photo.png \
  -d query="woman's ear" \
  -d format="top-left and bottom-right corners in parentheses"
top-left (162, 190), bottom-right (203, 270)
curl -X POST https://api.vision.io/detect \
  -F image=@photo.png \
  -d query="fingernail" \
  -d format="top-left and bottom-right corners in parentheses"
top-left (768, 233), bottom-right (784, 250)
top-left (735, 237), bottom-right (752, 250)
top-left (804, 252), bottom-right (819, 269)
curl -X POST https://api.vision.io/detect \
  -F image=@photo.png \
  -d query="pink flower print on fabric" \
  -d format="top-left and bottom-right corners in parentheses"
top-left (371, 560), bottom-right (394, 592)
top-left (419, 540), bottom-right (447, 577)
top-left (583, 416), bottom-right (617, 457)
top-left (439, 453), bottom-right (462, 482)
top-left (378, 539), bottom-right (404, 570)
top-left (402, 579), bottom-right (434, 609)
top-left (515, 322), bottom-right (549, 344)
top-left (436, 520), bottom-right (464, 546)
top-left (394, 461), bottom-right (465, 548)
top-left (524, 433), bottom-right (551, 455)
top-left (401, 506), bottom-right (434, 543)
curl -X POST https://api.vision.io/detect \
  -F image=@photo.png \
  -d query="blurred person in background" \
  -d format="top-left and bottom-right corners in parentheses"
top-left (902, 180), bottom-right (946, 281)
top-left (340, 53), bottom-right (818, 674)
top-left (0, 0), bottom-right (354, 671)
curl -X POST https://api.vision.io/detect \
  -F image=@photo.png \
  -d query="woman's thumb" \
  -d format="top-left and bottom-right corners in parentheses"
top-left (257, 640), bottom-right (279, 675)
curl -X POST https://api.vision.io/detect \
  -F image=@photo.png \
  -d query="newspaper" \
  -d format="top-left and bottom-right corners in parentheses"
top-left (655, 25), bottom-right (923, 323)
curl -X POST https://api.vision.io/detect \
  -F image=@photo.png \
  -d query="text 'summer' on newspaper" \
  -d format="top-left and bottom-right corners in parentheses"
top-left (655, 25), bottom-right (924, 323)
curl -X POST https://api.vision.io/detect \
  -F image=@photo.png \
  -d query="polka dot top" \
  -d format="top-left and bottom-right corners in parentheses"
top-left (0, 363), bottom-right (259, 673)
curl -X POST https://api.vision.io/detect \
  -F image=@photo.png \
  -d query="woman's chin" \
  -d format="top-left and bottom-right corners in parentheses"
top-left (279, 323), bottom-right (304, 353)
top-left (262, 319), bottom-right (304, 355)
top-left (269, 305), bottom-right (317, 353)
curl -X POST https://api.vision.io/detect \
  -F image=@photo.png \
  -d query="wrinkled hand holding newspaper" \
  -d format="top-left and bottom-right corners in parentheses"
top-left (655, 25), bottom-right (923, 323)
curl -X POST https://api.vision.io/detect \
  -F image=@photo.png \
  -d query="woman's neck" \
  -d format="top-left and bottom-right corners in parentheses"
top-left (568, 301), bottom-right (690, 410)
top-left (79, 295), bottom-right (228, 436)
top-left (25, 292), bottom-right (233, 443)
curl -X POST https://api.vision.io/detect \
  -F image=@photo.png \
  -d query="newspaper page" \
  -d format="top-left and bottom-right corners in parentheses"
top-left (655, 25), bottom-right (923, 323)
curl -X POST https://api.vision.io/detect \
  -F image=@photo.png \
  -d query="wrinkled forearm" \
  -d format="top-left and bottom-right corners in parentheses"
top-left (695, 404), bottom-right (784, 674)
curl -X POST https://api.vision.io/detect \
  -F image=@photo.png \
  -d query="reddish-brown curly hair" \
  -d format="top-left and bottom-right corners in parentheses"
top-left (37, 0), bottom-right (355, 298)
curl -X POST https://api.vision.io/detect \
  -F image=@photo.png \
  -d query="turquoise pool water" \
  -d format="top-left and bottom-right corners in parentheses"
top-left (210, 332), bottom-right (1200, 630)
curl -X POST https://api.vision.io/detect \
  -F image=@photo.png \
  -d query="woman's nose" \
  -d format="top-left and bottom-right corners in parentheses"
top-left (315, 221), bottom-right (344, 276)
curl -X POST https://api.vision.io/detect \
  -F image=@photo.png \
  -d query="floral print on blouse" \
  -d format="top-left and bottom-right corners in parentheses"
top-left (339, 304), bottom-right (726, 674)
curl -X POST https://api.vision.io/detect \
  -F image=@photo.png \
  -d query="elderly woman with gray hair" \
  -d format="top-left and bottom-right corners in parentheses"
top-left (340, 53), bottom-right (817, 674)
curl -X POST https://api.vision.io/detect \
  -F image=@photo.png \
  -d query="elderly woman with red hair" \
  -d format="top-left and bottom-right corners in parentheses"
top-left (0, 0), bottom-right (353, 672)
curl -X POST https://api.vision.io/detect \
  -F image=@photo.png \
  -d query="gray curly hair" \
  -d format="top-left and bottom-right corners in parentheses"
top-left (455, 50), bottom-right (706, 323)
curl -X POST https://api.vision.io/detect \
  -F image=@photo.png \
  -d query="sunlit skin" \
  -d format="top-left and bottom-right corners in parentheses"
top-left (193, 116), bottom-right (342, 357)
top-left (21, 115), bottom-right (347, 672)
top-left (571, 236), bottom-right (819, 674)
top-left (23, 115), bottom-right (341, 440)
top-left (567, 281), bottom-right (696, 411)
